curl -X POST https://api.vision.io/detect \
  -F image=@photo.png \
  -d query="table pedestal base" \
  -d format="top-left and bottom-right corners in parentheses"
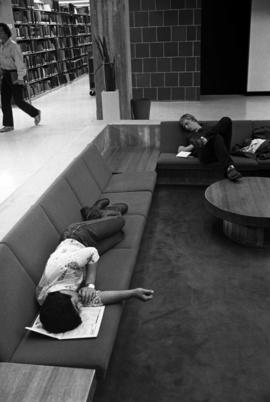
top-left (223, 220), bottom-right (270, 247)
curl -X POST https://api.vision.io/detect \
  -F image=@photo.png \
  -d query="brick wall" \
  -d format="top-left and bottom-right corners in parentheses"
top-left (129, 0), bottom-right (201, 101)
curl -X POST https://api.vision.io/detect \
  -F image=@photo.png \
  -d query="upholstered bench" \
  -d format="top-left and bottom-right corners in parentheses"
top-left (0, 142), bottom-right (156, 379)
top-left (157, 120), bottom-right (270, 185)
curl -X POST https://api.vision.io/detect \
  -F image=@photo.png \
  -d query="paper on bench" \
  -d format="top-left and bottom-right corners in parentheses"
top-left (176, 151), bottom-right (191, 158)
top-left (25, 306), bottom-right (105, 340)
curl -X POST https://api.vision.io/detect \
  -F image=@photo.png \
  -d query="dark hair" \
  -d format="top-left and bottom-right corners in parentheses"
top-left (179, 113), bottom-right (199, 129)
top-left (0, 23), bottom-right (12, 38)
top-left (39, 292), bottom-right (82, 333)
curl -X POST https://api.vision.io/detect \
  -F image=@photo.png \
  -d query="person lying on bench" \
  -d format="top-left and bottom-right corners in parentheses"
top-left (36, 215), bottom-right (154, 333)
top-left (179, 114), bottom-right (242, 181)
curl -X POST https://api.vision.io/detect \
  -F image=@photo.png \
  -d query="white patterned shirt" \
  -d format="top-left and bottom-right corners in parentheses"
top-left (0, 38), bottom-right (27, 80)
top-left (36, 239), bottom-right (99, 305)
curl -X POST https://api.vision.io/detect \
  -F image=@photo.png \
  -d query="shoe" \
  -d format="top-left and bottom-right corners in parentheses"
top-left (0, 126), bottom-right (14, 133)
top-left (80, 206), bottom-right (103, 221)
top-left (106, 203), bottom-right (128, 215)
top-left (34, 111), bottom-right (41, 126)
top-left (93, 198), bottom-right (110, 209)
top-left (226, 165), bottom-right (242, 181)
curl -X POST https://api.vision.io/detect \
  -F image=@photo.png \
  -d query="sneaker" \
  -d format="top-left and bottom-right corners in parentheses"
top-left (93, 198), bottom-right (110, 209)
top-left (80, 206), bottom-right (103, 221)
top-left (0, 126), bottom-right (14, 133)
top-left (34, 111), bottom-right (41, 126)
top-left (226, 165), bottom-right (242, 181)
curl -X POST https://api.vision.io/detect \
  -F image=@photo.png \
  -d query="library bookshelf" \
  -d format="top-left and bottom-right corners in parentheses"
top-left (10, 0), bottom-right (93, 98)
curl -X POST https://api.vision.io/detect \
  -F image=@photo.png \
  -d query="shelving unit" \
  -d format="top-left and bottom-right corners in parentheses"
top-left (11, 0), bottom-right (93, 98)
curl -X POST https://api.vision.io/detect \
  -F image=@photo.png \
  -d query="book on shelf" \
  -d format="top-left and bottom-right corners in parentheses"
top-left (12, 0), bottom-right (92, 98)
top-left (26, 306), bottom-right (105, 340)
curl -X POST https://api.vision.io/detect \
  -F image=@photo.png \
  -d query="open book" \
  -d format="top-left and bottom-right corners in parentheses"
top-left (25, 306), bottom-right (105, 340)
top-left (176, 151), bottom-right (191, 158)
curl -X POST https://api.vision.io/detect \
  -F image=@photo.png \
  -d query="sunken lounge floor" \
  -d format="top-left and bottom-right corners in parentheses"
top-left (94, 184), bottom-right (270, 402)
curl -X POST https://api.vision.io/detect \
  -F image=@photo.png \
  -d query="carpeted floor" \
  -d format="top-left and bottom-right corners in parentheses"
top-left (94, 185), bottom-right (270, 402)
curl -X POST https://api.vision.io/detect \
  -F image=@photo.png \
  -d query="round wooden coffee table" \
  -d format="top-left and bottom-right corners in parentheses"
top-left (205, 177), bottom-right (270, 247)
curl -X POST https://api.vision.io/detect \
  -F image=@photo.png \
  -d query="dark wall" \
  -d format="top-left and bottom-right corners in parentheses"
top-left (129, 0), bottom-right (202, 101)
top-left (201, 0), bottom-right (251, 95)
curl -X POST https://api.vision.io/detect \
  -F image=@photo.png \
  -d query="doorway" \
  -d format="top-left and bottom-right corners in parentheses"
top-left (201, 0), bottom-right (252, 95)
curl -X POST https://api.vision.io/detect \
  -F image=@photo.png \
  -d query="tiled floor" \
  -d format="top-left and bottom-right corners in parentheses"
top-left (150, 94), bottom-right (270, 121)
top-left (1, 73), bottom-right (270, 237)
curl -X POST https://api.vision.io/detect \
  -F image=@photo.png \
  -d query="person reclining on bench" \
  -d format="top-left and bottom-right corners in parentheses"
top-left (36, 215), bottom-right (154, 333)
top-left (179, 114), bottom-right (242, 181)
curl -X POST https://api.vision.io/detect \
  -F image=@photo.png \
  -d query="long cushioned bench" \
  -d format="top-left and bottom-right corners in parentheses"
top-left (0, 143), bottom-right (156, 379)
top-left (158, 120), bottom-right (270, 184)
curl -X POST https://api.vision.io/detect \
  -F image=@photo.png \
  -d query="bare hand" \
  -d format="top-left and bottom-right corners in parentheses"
top-left (200, 136), bottom-right (208, 145)
top-left (78, 286), bottom-right (96, 305)
top-left (134, 288), bottom-right (154, 301)
top-left (178, 145), bottom-right (187, 152)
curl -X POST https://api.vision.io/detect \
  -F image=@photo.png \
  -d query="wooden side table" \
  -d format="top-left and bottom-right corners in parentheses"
top-left (0, 363), bottom-right (96, 402)
top-left (205, 177), bottom-right (270, 247)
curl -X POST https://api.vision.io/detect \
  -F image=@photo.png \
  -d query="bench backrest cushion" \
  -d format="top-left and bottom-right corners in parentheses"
top-left (160, 121), bottom-right (188, 152)
top-left (39, 177), bottom-right (82, 234)
top-left (231, 120), bottom-right (253, 147)
top-left (0, 244), bottom-right (38, 361)
top-left (64, 157), bottom-right (101, 207)
top-left (252, 120), bottom-right (270, 132)
top-left (2, 205), bottom-right (59, 284)
top-left (82, 144), bottom-right (112, 190)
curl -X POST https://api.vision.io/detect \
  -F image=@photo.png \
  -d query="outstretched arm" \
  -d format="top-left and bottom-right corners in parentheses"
top-left (100, 288), bottom-right (154, 304)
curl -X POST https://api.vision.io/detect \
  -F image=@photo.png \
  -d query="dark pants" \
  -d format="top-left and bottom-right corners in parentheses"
top-left (1, 70), bottom-right (39, 127)
top-left (61, 216), bottom-right (125, 255)
top-left (198, 117), bottom-right (234, 172)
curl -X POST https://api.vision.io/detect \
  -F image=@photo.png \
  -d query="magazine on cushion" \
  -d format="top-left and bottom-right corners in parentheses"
top-left (176, 151), bottom-right (191, 158)
top-left (25, 306), bottom-right (105, 340)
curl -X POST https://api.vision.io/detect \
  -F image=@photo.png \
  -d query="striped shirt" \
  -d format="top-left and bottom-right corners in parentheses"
top-left (0, 38), bottom-right (26, 80)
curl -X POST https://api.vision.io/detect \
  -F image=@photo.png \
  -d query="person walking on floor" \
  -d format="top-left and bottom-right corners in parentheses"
top-left (0, 22), bottom-right (41, 133)
top-left (179, 114), bottom-right (242, 181)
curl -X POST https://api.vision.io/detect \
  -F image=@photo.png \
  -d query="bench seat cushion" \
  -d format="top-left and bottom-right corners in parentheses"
top-left (11, 303), bottom-right (123, 379)
top-left (104, 171), bottom-right (157, 193)
top-left (231, 155), bottom-right (259, 170)
top-left (11, 249), bottom-right (139, 378)
top-left (95, 248), bottom-right (138, 290)
top-left (116, 215), bottom-right (146, 249)
top-left (256, 158), bottom-right (270, 169)
top-left (158, 153), bottom-right (259, 172)
top-left (158, 153), bottom-right (219, 170)
top-left (101, 191), bottom-right (153, 217)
